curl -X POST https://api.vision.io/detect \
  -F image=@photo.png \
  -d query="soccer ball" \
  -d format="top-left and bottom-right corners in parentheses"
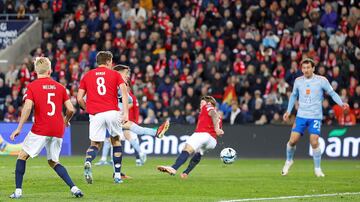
top-left (220, 147), bottom-right (237, 164)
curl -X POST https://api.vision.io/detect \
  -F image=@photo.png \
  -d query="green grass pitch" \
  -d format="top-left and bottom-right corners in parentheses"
top-left (0, 156), bottom-right (359, 201)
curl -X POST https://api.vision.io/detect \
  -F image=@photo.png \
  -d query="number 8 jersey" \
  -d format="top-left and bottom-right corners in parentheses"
top-left (79, 66), bottom-right (125, 115)
top-left (24, 77), bottom-right (69, 138)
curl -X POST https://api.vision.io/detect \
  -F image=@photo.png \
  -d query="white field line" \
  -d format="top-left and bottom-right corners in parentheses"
top-left (219, 192), bottom-right (360, 202)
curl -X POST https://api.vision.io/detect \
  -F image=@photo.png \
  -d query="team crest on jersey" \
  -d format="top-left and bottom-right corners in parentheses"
top-left (306, 89), bottom-right (311, 95)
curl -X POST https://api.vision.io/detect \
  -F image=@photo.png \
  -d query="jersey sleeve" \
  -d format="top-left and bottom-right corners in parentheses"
top-left (321, 77), bottom-right (344, 106)
top-left (23, 85), bottom-right (34, 102)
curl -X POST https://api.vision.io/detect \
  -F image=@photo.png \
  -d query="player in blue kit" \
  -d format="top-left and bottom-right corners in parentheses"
top-left (282, 58), bottom-right (349, 177)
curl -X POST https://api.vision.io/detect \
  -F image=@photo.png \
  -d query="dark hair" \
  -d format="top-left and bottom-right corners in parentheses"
top-left (96, 51), bottom-right (113, 65)
top-left (300, 58), bottom-right (315, 68)
top-left (201, 95), bottom-right (217, 107)
top-left (113, 64), bottom-right (130, 71)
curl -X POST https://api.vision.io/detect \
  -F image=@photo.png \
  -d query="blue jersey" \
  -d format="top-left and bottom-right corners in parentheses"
top-left (287, 74), bottom-right (343, 119)
top-left (117, 89), bottom-right (132, 110)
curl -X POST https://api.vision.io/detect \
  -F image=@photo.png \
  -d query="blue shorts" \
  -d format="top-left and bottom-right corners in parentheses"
top-left (292, 117), bottom-right (321, 136)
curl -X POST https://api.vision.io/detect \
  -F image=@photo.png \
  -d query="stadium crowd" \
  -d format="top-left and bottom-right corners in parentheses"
top-left (0, 0), bottom-right (360, 126)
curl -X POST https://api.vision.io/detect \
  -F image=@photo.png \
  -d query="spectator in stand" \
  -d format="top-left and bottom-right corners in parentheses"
top-left (38, 2), bottom-right (53, 31)
top-left (4, 105), bottom-right (17, 122)
top-left (320, 3), bottom-right (338, 36)
top-left (338, 108), bottom-right (356, 126)
top-left (0, 1), bottom-right (359, 125)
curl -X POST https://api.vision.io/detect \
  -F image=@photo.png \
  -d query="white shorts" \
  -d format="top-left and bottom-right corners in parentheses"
top-left (186, 132), bottom-right (217, 155)
top-left (22, 132), bottom-right (63, 162)
top-left (89, 110), bottom-right (124, 142)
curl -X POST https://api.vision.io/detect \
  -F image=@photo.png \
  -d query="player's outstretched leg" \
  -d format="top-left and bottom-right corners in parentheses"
top-left (84, 143), bottom-right (100, 184)
top-left (95, 138), bottom-right (111, 166)
top-left (124, 120), bottom-right (170, 138)
top-left (158, 146), bottom-right (192, 175)
top-left (50, 161), bottom-right (83, 198)
top-left (181, 152), bottom-right (202, 179)
top-left (310, 134), bottom-right (325, 177)
top-left (10, 151), bottom-right (28, 199)
top-left (155, 120), bottom-right (170, 138)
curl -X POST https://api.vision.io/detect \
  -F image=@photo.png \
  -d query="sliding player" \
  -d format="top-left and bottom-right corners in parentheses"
top-left (157, 96), bottom-right (223, 178)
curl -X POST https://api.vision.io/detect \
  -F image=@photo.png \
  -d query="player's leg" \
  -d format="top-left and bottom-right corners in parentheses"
top-left (124, 130), bottom-right (146, 165)
top-left (181, 134), bottom-right (216, 179)
top-left (282, 117), bottom-right (305, 176)
top-left (84, 114), bottom-right (106, 184)
top-left (95, 137), bottom-right (111, 166)
top-left (10, 132), bottom-right (46, 199)
top-left (158, 133), bottom-right (208, 175)
top-left (309, 119), bottom-right (324, 177)
top-left (281, 131), bottom-right (301, 176)
top-left (157, 144), bottom-right (194, 175)
top-left (110, 135), bottom-right (123, 183)
top-left (181, 152), bottom-right (202, 179)
top-left (46, 137), bottom-right (83, 197)
top-left (123, 120), bottom-right (170, 138)
top-left (10, 150), bottom-right (30, 199)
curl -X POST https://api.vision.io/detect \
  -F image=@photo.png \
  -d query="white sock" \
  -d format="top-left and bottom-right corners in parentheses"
top-left (114, 172), bottom-right (121, 179)
top-left (71, 186), bottom-right (79, 193)
top-left (15, 188), bottom-right (22, 195)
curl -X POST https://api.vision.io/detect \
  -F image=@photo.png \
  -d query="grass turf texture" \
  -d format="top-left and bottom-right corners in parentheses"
top-left (0, 156), bottom-right (359, 201)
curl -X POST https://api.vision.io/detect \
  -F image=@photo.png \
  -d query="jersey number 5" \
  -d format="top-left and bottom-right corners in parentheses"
top-left (47, 93), bottom-right (55, 116)
top-left (96, 77), bottom-right (106, 95)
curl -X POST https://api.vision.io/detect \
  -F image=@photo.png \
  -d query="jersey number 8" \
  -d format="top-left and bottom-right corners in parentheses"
top-left (96, 77), bottom-right (106, 95)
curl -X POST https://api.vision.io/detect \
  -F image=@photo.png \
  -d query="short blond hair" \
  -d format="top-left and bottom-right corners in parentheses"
top-left (34, 57), bottom-right (51, 75)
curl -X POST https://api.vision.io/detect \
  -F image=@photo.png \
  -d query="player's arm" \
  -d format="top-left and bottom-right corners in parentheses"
top-left (77, 89), bottom-right (87, 111)
top-left (209, 109), bottom-right (224, 136)
top-left (284, 79), bottom-right (299, 121)
top-left (64, 100), bottom-right (75, 127)
top-left (10, 99), bottom-right (33, 141)
top-left (322, 78), bottom-right (349, 109)
top-left (120, 83), bottom-right (129, 123)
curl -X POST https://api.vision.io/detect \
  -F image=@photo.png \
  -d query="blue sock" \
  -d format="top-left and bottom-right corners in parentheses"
top-left (129, 138), bottom-right (141, 154)
top-left (15, 159), bottom-right (26, 189)
top-left (171, 151), bottom-right (190, 170)
top-left (100, 140), bottom-right (111, 161)
top-left (312, 147), bottom-right (322, 169)
top-left (85, 146), bottom-right (99, 163)
top-left (183, 152), bottom-right (202, 174)
top-left (112, 146), bottom-right (123, 175)
top-left (53, 164), bottom-right (75, 188)
top-left (130, 124), bottom-right (156, 136)
top-left (286, 143), bottom-right (296, 162)
top-left (135, 150), bottom-right (140, 160)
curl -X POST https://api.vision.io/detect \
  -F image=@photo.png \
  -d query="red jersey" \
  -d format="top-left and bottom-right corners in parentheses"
top-left (194, 104), bottom-right (222, 139)
top-left (79, 66), bottom-right (125, 115)
top-left (24, 77), bottom-right (69, 138)
top-left (128, 91), bottom-right (139, 124)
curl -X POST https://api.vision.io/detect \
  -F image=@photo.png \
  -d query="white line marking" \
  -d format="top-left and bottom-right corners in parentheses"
top-left (219, 192), bottom-right (360, 202)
